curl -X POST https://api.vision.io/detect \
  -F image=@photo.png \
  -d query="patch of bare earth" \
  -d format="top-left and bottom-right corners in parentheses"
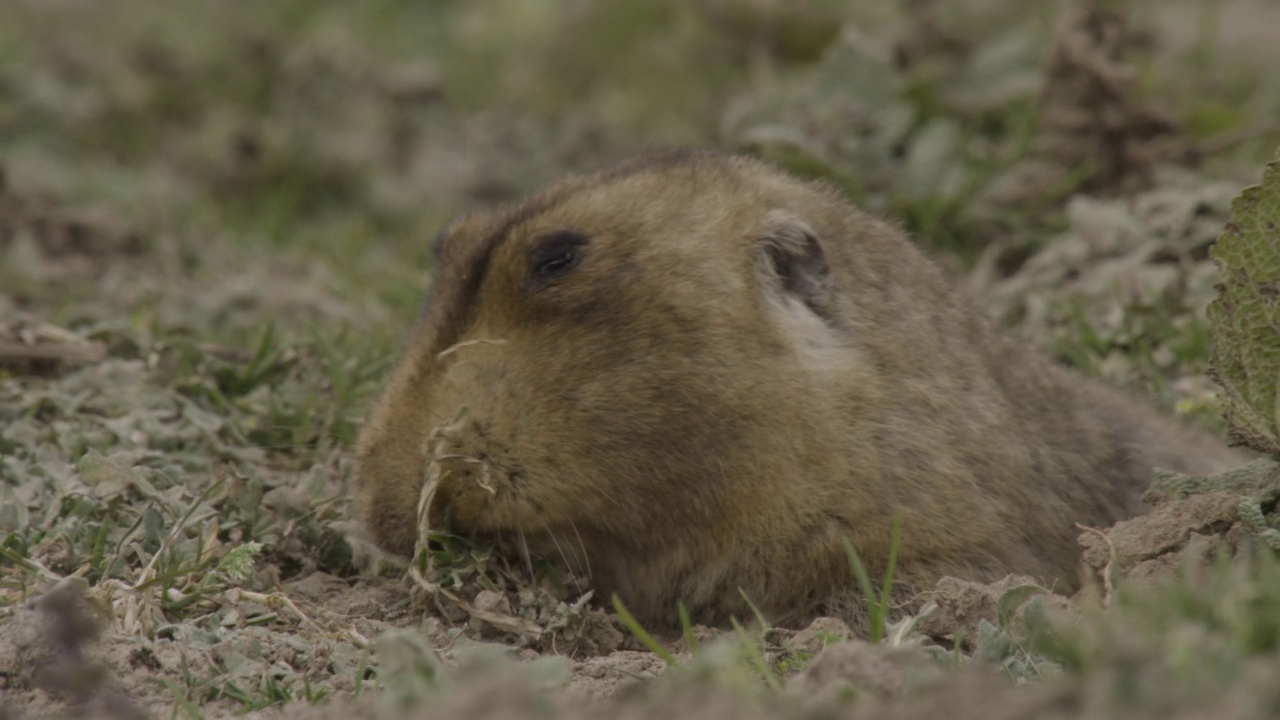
top-left (5, 475), bottom-right (1276, 720)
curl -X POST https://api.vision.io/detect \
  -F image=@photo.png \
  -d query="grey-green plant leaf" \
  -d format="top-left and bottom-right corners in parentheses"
top-left (1207, 149), bottom-right (1280, 457)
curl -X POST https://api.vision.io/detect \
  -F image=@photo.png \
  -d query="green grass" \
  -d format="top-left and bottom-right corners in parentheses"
top-left (612, 594), bottom-right (681, 667)
top-left (843, 516), bottom-right (902, 644)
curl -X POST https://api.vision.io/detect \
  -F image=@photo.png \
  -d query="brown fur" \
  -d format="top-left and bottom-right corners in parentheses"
top-left (355, 150), bottom-right (1240, 627)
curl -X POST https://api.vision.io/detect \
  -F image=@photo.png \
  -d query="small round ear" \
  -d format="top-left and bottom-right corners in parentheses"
top-left (755, 210), bottom-right (834, 322)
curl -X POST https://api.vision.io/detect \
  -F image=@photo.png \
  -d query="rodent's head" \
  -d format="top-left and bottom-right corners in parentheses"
top-left (356, 151), bottom-right (870, 584)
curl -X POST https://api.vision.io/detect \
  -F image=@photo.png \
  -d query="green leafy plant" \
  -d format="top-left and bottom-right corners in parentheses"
top-left (1208, 148), bottom-right (1280, 457)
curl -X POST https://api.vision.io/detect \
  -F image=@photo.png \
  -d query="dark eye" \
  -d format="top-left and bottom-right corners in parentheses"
top-left (528, 231), bottom-right (589, 285)
top-left (536, 249), bottom-right (577, 277)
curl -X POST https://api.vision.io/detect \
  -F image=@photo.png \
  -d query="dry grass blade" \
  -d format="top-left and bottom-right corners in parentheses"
top-left (407, 567), bottom-right (544, 640)
top-left (0, 316), bottom-right (107, 367)
top-left (1076, 523), bottom-right (1118, 607)
top-left (435, 338), bottom-right (507, 361)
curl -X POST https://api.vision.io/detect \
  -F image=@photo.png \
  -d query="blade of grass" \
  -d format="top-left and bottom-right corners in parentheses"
top-left (730, 616), bottom-right (783, 693)
top-left (738, 588), bottom-right (772, 630)
top-left (877, 515), bottom-right (902, 622)
top-left (843, 515), bottom-right (903, 644)
top-left (677, 600), bottom-right (699, 652)
top-left (612, 593), bottom-right (679, 667)
top-left (843, 537), bottom-right (882, 642)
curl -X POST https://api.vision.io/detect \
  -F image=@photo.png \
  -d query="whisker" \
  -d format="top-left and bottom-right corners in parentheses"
top-left (567, 518), bottom-right (593, 582)
top-left (516, 526), bottom-right (535, 585)
top-left (591, 486), bottom-right (624, 510)
top-left (543, 523), bottom-right (586, 591)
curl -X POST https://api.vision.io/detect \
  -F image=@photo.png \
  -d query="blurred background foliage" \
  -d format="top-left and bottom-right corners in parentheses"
top-left (1, 0), bottom-right (1277, 412)
top-left (3, 0), bottom-right (1276, 252)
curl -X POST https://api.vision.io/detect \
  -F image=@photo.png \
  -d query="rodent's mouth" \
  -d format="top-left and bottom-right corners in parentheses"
top-left (420, 463), bottom-right (604, 582)
top-left (415, 408), bottom-right (511, 535)
top-left (420, 455), bottom-right (510, 529)
top-left (414, 408), bottom-right (583, 558)
top-left (414, 428), bottom-right (538, 549)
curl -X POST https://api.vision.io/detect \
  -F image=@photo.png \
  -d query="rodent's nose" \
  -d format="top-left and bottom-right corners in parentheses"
top-left (417, 408), bottom-right (517, 531)
top-left (433, 453), bottom-right (499, 495)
